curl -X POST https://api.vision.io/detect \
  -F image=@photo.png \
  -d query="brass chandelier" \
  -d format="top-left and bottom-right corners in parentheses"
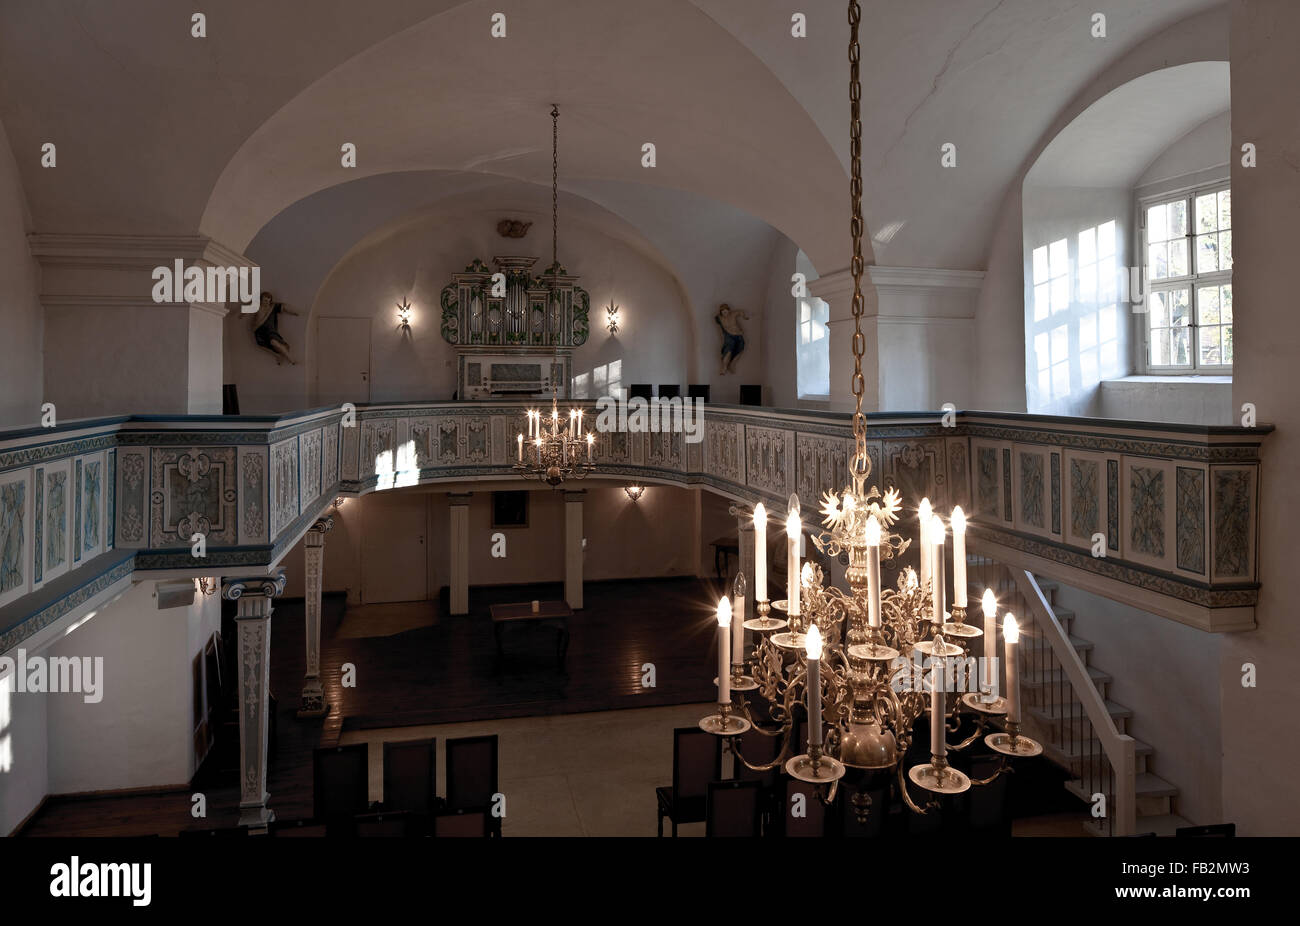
top-left (513, 104), bottom-right (596, 487)
top-left (698, 0), bottom-right (1040, 820)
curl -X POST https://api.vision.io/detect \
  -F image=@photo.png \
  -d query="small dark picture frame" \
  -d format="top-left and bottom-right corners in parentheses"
top-left (492, 491), bottom-right (529, 528)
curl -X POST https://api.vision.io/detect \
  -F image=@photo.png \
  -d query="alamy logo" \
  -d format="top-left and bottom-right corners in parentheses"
top-left (593, 394), bottom-right (704, 444)
top-left (151, 260), bottom-right (261, 313)
top-left (0, 649), bottom-right (103, 703)
top-left (50, 857), bottom-right (151, 907)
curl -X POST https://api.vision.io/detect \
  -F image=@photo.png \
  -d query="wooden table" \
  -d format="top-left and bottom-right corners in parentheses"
top-left (490, 601), bottom-right (572, 673)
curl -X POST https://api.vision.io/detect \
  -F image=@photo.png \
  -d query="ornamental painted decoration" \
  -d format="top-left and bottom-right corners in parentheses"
top-left (439, 256), bottom-right (589, 349)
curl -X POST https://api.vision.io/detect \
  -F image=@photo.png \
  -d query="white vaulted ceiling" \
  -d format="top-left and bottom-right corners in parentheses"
top-left (0, 0), bottom-right (1225, 275)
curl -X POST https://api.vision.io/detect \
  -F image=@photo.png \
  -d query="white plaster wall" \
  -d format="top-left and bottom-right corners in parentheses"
top-left (1022, 186), bottom-right (1133, 417)
top-left (227, 208), bottom-right (699, 413)
top-left (0, 115), bottom-right (43, 428)
top-left (187, 308), bottom-right (225, 414)
top-left (45, 581), bottom-right (206, 794)
top-left (1052, 582), bottom-right (1223, 826)
top-left (1137, 110), bottom-right (1231, 190)
top-left (0, 669), bottom-right (48, 835)
top-left (761, 239), bottom-right (802, 409)
top-left (1222, 0), bottom-right (1300, 836)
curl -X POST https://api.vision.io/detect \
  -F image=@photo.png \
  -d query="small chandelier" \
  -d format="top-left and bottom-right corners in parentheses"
top-left (515, 395), bottom-right (594, 486)
top-left (195, 577), bottom-right (218, 597)
top-left (697, 0), bottom-right (1040, 825)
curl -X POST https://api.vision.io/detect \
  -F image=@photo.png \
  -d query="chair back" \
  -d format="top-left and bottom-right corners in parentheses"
top-left (628, 383), bottom-right (653, 400)
top-left (445, 734), bottom-right (499, 812)
top-left (434, 809), bottom-right (490, 837)
top-left (686, 384), bottom-right (710, 402)
top-left (672, 726), bottom-right (722, 802)
top-left (383, 738), bottom-right (436, 815)
top-left (314, 743), bottom-right (370, 822)
top-left (658, 384), bottom-right (681, 399)
top-left (706, 779), bottom-right (762, 837)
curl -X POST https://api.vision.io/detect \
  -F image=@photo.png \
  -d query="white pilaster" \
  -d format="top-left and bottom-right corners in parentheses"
top-left (448, 493), bottom-right (471, 615)
top-left (299, 517), bottom-right (333, 718)
top-left (221, 570), bottom-right (286, 831)
top-left (564, 490), bottom-right (585, 609)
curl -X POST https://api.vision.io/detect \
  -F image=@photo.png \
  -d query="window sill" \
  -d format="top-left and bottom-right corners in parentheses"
top-left (1106, 375), bottom-right (1232, 384)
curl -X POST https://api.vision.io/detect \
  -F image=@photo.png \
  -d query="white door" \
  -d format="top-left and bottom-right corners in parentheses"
top-left (317, 317), bottom-right (371, 407)
top-left (360, 491), bottom-right (428, 603)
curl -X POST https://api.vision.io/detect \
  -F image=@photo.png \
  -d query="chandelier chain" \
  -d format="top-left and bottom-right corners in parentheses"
top-left (847, 1), bottom-right (867, 452)
top-left (552, 104), bottom-right (559, 272)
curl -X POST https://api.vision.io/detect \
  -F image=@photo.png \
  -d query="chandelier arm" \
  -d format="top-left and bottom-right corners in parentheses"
top-left (896, 759), bottom-right (933, 815)
top-left (947, 719), bottom-right (987, 752)
top-left (967, 759), bottom-right (1013, 787)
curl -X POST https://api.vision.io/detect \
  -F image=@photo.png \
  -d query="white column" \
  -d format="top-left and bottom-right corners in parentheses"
top-left (221, 571), bottom-right (286, 831)
top-left (564, 490), bottom-right (585, 609)
top-left (449, 493), bottom-right (471, 615)
top-left (298, 516), bottom-right (333, 718)
top-left (810, 268), bottom-right (879, 413)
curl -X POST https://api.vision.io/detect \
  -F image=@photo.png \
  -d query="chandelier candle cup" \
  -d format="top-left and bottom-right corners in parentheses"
top-left (806, 624), bottom-right (823, 749)
top-left (950, 506), bottom-right (967, 611)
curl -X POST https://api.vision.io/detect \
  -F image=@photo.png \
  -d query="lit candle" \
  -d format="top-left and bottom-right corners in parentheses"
top-left (731, 572), bottom-right (746, 669)
top-left (931, 634), bottom-right (947, 760)
top-left (982, 588), bottom-right (997, 699)
top-left (577, 409), bottom-right (583, 436)
top-left (918, 498), bottom-right (932, 610)
top-left (586, 432), bottom-right (593, 462)
top-left (930, 514), bottom-right (945, 624)
top-left (569, 409), bottom-right (576, 438)
top-left (753, 503), bottom-right (768, 602)
top-left (805, 623), bottom-right (823, 748)
top-left (864, 516), bottom-right (882, 628)
top-left (1004, 614), bottom-right (1020, 724)
top-left (517, 433), bottom-right (523, 462)
top-left (717, 597), bottom-right (732, 704)
top-left (786, 499), bottom-right (801, 619)
top-left (951, 506), bottom-right (967, 608)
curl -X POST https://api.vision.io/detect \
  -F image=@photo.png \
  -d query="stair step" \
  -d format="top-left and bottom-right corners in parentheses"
top-left (1021, 665), bottom-right (1111, 688)
top-left (1135, 773), bottom-right (1179, 798)
top-left (1046, 736), bottom-right (1152, 763)
top-left (1029, 698), bottom-right (1131, 723)
top-left (1026, 634), bottom-right (1093, 656)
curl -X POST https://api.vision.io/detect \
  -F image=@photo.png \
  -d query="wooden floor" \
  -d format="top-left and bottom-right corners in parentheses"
top-left (20, 576), bottom-right (724, 836)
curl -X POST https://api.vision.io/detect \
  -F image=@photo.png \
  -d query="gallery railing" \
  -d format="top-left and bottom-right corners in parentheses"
top-left (0, 402), bottom-right (1268, 652)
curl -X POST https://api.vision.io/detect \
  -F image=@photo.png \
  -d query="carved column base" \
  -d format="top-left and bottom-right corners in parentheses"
top-left (296, 677), bottom-right (329, 719)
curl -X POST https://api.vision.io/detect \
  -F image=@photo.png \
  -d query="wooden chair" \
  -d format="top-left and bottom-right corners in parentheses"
top-left (656, 726), bottom-right (722, 836)
top-left (658, 384), bottom-right (681, 399)
top-left (314, 743), bottom-right (370, 833)
top-left (734, 726), bottom-right (782, 831)
top-left (445, 734), bottom-right (500, 835)
top-left (383, 738), bottom-right (437, 818)
top-left (706, 779), bottom-right (763, 837)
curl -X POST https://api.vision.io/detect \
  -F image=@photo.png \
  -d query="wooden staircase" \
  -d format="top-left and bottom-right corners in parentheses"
top-left (1024, 578), bottom-right (1191, 836)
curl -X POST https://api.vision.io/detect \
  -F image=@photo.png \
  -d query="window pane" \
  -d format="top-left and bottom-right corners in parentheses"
top-left (1196, 193), bottom-right (1218, 233)
top-left (1149, 242), bottom-right (1168, 279)
top-left (1168, 200), bottom-right (1188, 238)
top-left (1079, 265), bottom-right (1096, 302)
top-left (1033, 246), bottom-right (1049, 284)
top-left (1224, 325), bottom-right (1234, 363)
top-left (1098, 220), bottom-right (1117, 257)
top-left (1050, 324), bottom-right (1068, 362)
top-left (1221, 284), bottom-right (1233, 323)
top-left (1148, 292), bottom-right (1169, 329)
top-left (1220, 230), bottom-right (1232, 270)
top-left (1199, 285), bottom-right (1220, 325)
top-left (1218, 189), bottom-right (1231, 231)
top-left (1148, 204), bottom-right (1168, 241)
top-left (1172, 327), bottom-right (1190, 366)
top-left (1151, 327), bottom-right (1170, 366)
top-left (1196, 233), bottom-right (1220, 273)
top-left (1201, 326), bottom-right (1222, 365)
top-left (1169, 238), bottom-right (1188, 277)
top-left (1100, 304), bottom-right (1118, 343)
top-left (1170, 289), bottom-right (1190, 327)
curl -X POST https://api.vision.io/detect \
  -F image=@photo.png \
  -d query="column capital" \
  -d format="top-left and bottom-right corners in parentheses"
top-left (222, 570), bottom-right (287, 602)
top-left (305, 516), bottom-right (334, 545)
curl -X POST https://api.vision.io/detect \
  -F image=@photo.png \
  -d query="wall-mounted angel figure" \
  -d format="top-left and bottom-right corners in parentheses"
top-left (716, 303), bottom-right (749, 375)
top-left (253, 291), bottom-right (300, 365)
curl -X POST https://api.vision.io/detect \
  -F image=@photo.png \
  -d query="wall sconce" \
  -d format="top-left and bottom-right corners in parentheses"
top-left (606, 302), bottom-right (620, 334)
top-left (624, 484), bottom-right (645, 502)
top-left (397, 298), bottom-right (412, 331)
top-left (195, 577), bottom-right (217, 597)
top-left (333, 496), bottom-right (346, 509)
